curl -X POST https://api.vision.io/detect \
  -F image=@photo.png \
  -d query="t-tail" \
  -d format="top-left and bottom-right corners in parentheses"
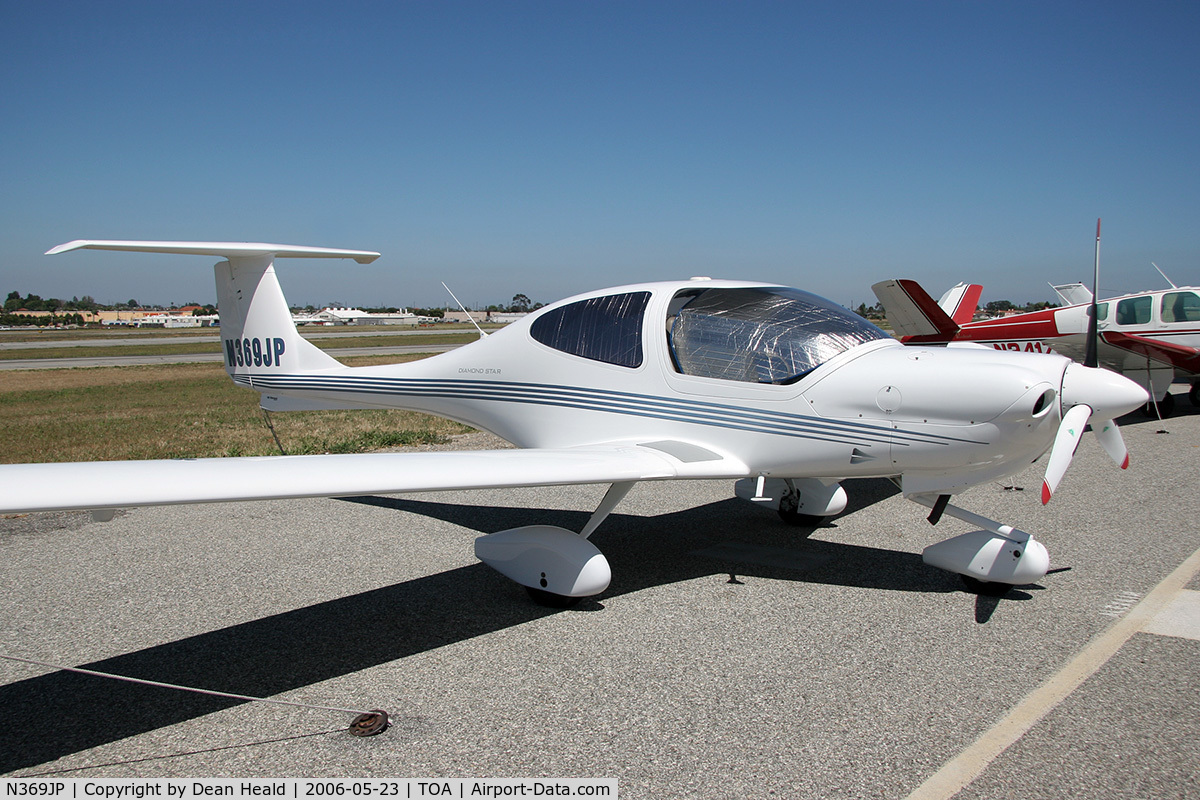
top-left (45, 240), bottom-right (379, 384)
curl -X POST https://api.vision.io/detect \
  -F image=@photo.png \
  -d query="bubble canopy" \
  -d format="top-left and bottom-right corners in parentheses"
top-left (667, 286), bottom-right (890, 384)
top-left (530, 284), bottom-right (889, 384)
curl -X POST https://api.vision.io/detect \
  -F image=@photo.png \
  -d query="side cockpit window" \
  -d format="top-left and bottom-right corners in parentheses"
top-left (1162, 291), bottom-right (1200, 323)
top-left (530, 291), bottom-right (650, 368)
top-left (667, 286), bottom-right (889, 384)
top-left (1115, 296), bottom-right (1151, 326)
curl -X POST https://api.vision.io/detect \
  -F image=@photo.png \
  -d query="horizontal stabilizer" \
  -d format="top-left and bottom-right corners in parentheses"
top-left (1052, 282), bottom-right (1093, 305)
top-left (46, 240), bottom-right (380, 264)
top-left (871, 279), bottom-right (960, 340)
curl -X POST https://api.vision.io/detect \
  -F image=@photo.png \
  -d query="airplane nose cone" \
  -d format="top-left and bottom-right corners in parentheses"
top-left (1060, 363), bottom-right (1149, 420)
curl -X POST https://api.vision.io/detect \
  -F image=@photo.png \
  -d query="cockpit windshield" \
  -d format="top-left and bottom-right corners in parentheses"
top-left (667, 286), bottom-right (889, 384)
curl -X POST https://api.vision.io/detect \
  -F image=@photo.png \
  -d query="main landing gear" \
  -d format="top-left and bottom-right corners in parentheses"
top-left (1142, 391), bottom-right (1176, 418)
top-left (473, 482), bottom-right (636, 608)
top-left (735, 476), bottom-right (849, 527)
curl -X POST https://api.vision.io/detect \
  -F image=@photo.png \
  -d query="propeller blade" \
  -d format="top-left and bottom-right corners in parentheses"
top-left (1084, 218), bottom-right (1101, 369)
top-left (1042, 404), bottom-right (1093, 505)
top-left (1092, 418), bottom-right (1130, 470)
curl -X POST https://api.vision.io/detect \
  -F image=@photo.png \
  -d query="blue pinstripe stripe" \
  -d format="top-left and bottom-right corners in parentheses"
top-left (239, 374), bottom-right (985, 447)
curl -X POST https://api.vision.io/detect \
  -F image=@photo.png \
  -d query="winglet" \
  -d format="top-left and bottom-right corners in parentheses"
top-left (46, 240), bottom-right (380, 264)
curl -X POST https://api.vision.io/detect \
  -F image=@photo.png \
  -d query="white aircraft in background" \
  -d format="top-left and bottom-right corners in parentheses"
top-left (0, 241), bottom-right (1148, 603)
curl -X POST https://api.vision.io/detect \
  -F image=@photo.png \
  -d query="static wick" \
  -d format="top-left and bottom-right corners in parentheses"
top-left (1, 653), bottom-right (388, 737)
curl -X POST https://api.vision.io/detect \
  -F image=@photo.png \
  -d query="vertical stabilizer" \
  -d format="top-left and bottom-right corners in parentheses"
top-left (937, 282), bottom-right (983, 325)
top-left (45, 240), bottom-right (380, 381)
top-left (871, 279), bottom-right (961, 341)
top-left (215, 255), bottom-right (343, 376)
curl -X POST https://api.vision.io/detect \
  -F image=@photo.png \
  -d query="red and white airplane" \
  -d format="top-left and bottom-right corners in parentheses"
top-left (873, 222), bottom-right (1199, 416)
top-left (0, 239), bottom-right (1148, 601)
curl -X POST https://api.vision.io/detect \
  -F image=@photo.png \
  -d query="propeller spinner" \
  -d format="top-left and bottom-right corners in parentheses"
top-left (1041, 362), bottom-right (1148, 504)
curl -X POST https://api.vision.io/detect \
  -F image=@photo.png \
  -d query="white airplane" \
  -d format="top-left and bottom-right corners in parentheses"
top-left (0, 240), bottom-right (1149, 603)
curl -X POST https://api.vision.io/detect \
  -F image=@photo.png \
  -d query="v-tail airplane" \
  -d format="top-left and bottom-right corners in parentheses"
top-left (0, 240), bottom-right (1148, 603)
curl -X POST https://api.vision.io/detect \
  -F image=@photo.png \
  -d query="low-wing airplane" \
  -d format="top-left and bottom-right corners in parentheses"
top-left (873, 223), bottom-right (1199, 416)
top-left (0, 240), bottom-right (1148, 603)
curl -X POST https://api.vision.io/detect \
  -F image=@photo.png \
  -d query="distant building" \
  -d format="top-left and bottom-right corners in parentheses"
top-left (292, 307), bottom-right (438, 326)
top-left (443, 310), bottom-right (527, 324)
top-left (133, 312), bottom-right (219, 328)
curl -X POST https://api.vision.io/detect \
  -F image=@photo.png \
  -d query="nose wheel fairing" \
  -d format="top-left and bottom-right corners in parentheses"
top-left (909, 494), bottom-right (1050, 586)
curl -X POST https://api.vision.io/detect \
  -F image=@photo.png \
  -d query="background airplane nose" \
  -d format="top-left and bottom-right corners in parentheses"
top-left (1060, 362), bottom-right (1149, 421)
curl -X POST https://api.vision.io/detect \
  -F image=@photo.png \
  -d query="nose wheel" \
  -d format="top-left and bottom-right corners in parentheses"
top-left (960, 575), bottom-right (1015, 596)
top-left (525, 586), bottom-right (582, 608)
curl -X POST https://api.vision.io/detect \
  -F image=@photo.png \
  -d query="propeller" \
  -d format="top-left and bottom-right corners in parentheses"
top-left (1040, 220), bottom-right (1145, 504)
top-left (1083, 218), bottom-right (1101, 369)
top-left (1041, 366), bottom-right (1143, 504)
top-left (1041, 404), bottom-right (1091, 504)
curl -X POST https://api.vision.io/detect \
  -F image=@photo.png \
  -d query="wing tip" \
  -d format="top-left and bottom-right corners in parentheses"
top-left (45, 240), bottom-right (90, 255)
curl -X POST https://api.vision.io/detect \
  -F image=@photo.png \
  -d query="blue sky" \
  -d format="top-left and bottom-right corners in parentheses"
top-left (3, 1), bottom-right (1198, 311)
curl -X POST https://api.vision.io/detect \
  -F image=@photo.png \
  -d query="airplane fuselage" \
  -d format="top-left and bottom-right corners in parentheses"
top-left (243, 279), bottom-right (1082, 496)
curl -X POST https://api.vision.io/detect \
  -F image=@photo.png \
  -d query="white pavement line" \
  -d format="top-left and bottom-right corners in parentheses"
top-left (906, 545), bottom-right (1200, 800)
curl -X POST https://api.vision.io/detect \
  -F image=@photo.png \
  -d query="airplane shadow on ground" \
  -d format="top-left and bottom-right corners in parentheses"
top-left (0, 477), bottom-right (1003, 774)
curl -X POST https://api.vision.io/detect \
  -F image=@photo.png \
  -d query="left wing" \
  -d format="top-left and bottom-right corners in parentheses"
top-left (1101, 330), bottom-right (1200, 374)
top-left (0, 443), bottom-right (749, 515)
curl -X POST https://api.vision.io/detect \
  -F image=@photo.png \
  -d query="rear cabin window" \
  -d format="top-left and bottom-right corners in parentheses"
top-left (530, 291), bottom-right (650, 368)
top-left (666, 286), bottom-right (889, 384)
top-left (1115, 296), bottom-right (1152, 326)
top-left (1161, 291), bottom-right (1200, 323)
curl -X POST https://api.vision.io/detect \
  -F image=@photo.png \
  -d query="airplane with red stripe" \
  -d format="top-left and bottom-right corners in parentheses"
top-left (873, 230), bottom-right (1199, 416)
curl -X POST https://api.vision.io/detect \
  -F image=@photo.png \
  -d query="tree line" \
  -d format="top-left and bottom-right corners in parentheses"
top-left (854, 298), bottom-right (1059, 321)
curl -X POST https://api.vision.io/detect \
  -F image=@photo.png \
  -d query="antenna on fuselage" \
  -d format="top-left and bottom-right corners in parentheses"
top-left (442, 281), bottom-right (489, 338)
top-left (1150, 262), bottom-right (1178, 289)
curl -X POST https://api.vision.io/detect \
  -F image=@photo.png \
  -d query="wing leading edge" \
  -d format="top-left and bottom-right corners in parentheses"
top-left (45, 240), bottom-right (381, 264)
top-left (0, 444), bottom-right (748, 515)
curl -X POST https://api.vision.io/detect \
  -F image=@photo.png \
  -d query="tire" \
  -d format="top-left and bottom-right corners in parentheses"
top-left (1142, 391), bottom-right (1176, 418)
top-left (961, 575), bottom-right (1013, 596)
top-left (525, 586), bottom-right (582, 608)
top-left (777, 507), bottom-right (825, 526)
top-left (778, 486), bottom-right (825, 526)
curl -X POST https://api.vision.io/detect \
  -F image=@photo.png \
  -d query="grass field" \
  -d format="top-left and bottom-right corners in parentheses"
top-left (0, 322), bottom-right (494, 343)
top-left (0, 332), bottom-right (481, 360)
top-left (0, 355), bottom-right (472, 463)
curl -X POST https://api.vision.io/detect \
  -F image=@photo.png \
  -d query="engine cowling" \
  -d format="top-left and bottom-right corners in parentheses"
top-left (474, 525), bottom-right (611, 597)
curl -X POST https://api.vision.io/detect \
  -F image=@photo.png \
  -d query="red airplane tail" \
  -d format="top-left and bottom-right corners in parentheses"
top-left (871, 279), bottom-right (980, 342)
